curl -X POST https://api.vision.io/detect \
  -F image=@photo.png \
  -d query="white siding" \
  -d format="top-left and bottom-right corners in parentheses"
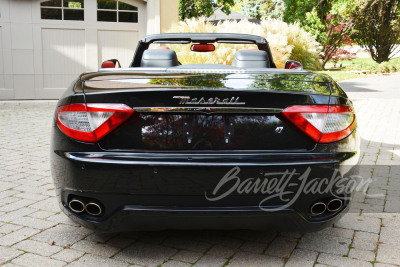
top-left (0, 0), bottom-right (151, 99)
top-left (42, 29), bottom-right (86, 89)
top-left (98, 30), bottom-right (139, 68)
top-left (0, 27), bottom-right (4, 89)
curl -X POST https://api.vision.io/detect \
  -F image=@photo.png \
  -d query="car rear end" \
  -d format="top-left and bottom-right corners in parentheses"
top-left (50, 71), bottom-right (359, 232)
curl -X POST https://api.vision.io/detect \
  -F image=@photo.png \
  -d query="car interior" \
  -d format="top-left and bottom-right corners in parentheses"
top-left (139, 46), bottom-right (270, 69)
top-left (99, 33), bottom-right (303, 70)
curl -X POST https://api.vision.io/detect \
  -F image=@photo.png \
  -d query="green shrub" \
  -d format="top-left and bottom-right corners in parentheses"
top-left (260, 19), bottom-right (322, 70)
top-left (395, 61), bottom-right (400, 71)
top-left (378, 62), bottom-right (390, 73)
top-left (167, 17), bottom-right (322, 70)
top-left (389, 63), bottom-right (397, 72)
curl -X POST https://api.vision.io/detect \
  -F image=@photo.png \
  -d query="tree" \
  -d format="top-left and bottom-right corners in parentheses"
top-left (283, 0), bottom-right (316, 23)
top-left (351, 0), bottom-right (400, 63)
top-left (305, 1), bottom-right (354, 68)
top-left (284, 0), bottom-right (354, 69)
top-left (330, 48), bottom-right (356, 68)
top-left (179, 0), bottom-right (235, 20)
top-left (234, 0), bottom-right (285, 20)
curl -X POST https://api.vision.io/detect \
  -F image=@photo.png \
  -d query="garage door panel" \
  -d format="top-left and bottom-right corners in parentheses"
top-left (98, 30), bottom-right (138, 68)
top-left (42, 74), bottom-right (79, 89)
top-left (42, 28), bottom-right (85, 89)
top-left (0, 27), bottom-right (4, 89)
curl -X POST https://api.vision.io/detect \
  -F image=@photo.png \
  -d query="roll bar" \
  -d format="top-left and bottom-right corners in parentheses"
top-left (129, 33), bottom-right (276, 68)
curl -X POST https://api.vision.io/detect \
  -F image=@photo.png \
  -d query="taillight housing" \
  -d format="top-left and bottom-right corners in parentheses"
top-left (280, 105), bottom-right (356, 143)
top-left (56, 103), bottom-right (134, 142)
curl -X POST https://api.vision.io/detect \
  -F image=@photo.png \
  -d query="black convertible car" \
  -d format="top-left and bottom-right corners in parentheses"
top-left (51, 33), bottom-right (359, 232)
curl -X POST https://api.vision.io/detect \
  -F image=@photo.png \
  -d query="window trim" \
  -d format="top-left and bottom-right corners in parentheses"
top-left (97, 0), bottom-right (138, 23)
top-left (40, 0), bottom-right (84, 21)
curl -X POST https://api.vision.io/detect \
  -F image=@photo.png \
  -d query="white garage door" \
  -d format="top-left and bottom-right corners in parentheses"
top-left (42, 29), bottom-right (86, 89)
top-left (0, 27), bottom-right (4, 90)
top-left (98, 30), bottom-right (139, 68)
top-left (0, 0), bottom-right (146, 99)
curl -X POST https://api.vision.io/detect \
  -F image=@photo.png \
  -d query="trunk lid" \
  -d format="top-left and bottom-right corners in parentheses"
top-left (80, 71), bottom-right (332, 152)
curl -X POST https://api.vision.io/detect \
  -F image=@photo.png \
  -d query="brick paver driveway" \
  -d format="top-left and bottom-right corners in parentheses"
top-left (1, 74), bottom-right (400, 267)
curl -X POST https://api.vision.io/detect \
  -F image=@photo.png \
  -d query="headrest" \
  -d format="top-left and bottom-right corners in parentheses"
top-left (232, 50), bottom-right (270, 68)
top-left (141, 49), bottom-right (179, 68)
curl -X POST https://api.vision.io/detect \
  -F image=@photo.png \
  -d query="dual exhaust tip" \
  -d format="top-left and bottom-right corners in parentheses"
top-left (68, 198), bottom-right (102, 216)
top-left (69, 197), bottom-right (342, 217)
top-left (310, 198), bottom-right (343, 216)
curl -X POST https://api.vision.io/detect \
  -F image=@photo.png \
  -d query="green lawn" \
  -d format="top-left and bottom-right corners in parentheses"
top-left (318, 57), bottom-right (400, 81)
top-left (327, 57), bottom-right (400, 71)
top-left (316, 71), bottom-right (377, 82)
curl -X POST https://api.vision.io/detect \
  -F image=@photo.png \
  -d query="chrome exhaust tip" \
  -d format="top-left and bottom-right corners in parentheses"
top-left (68, 199), bottom-right (85, 213)
top-left (85, 202), bottom-right (102, 216)
top-left (327, 198), bottom-right (343, 212)
top-left (310, 202), bottom-right (327, 216)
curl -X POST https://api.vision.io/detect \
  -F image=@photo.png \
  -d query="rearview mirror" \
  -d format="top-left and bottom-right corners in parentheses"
top-left (101, 59), bottom-right (121, 69)
top-left (191, 44), bottom-right (215, 52)
top-left (285, 60), bottom-right (303, 70)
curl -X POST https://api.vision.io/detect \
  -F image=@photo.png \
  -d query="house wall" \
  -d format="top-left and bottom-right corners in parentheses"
top-left (160, 0), bottom-right (179, 33)
top-left (0, 0), bottom-right (179, 100)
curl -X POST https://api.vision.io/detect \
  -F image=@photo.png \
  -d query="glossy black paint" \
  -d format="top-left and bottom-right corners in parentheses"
top-left (51, 69), bottom-right (359, 232)
top-left (99, 113), bottom-right (315, 151)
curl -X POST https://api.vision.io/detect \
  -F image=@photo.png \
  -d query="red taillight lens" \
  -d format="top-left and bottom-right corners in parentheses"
top-left (280, 105), bottom-right (356, 143)
top-left (56, 103), bottom-right (134, 142)
top-left (285, 60), bottom-right (303, 69)
top-left (101, 61), bottom-right (115, 68)
top-left (191, 44), bottom-right (216, 52)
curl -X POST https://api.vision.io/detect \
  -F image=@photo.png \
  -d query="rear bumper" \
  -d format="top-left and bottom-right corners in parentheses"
top-left (51, 150), bottom-right (359, 232)
top-left (59, 203), bottom-right (349, 232)
top-left (64, 151), bottom-right (347, 166)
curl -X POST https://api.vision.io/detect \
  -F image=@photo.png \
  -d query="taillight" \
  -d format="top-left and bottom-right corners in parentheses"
top-left (56, 103), bottom-right (134, 142)
top-left (280, 105), bottom-right (356, 143)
